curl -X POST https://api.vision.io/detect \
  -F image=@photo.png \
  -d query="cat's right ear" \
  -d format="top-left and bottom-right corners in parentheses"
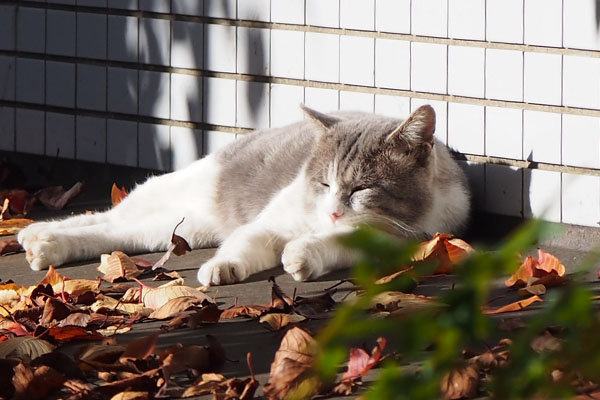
top-left (300, 104), bottom-right (339, 131)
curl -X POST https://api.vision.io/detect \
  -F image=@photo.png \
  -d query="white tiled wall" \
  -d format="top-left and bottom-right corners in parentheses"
top-left (1, 1), bottom-right (599, 228)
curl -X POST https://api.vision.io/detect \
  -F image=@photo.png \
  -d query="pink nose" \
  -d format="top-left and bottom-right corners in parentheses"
top-left (331, 210), bottom-right (344, 222)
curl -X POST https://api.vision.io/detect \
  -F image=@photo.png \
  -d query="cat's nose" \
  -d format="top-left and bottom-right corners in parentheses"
top-left (330, 210), bottom-right (344, 222)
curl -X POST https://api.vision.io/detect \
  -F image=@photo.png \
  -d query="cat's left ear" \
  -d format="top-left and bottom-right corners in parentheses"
top-left (386, 105), bottom-right (436, 149)
top-left (301, 104), bottom-right (340, 131)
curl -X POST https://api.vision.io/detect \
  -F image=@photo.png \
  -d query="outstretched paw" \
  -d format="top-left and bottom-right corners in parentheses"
top-left (281, 240), bottom-right (324, 282)
top-left (18, 229), bottom-right (66, 271)
top-left (197, 259), bottom-right (248, 286)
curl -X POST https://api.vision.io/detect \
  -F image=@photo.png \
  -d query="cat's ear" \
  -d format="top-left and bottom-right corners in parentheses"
top-left (301, 104), bottom-right (340, 131)
top-left (386, 105), bottom-right (436, 148)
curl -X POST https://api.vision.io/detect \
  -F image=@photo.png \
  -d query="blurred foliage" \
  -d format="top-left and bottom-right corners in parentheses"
top-left (311, 221), bottom-right (600, 399)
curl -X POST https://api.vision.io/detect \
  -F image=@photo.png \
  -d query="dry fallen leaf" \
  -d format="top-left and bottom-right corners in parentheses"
top-left (101, 251), bottom-right (143, 283)
top-left (152, 220), bottom-right (192, 270)
top-left (111, 391), bottom-right (149, 400)
top-left (440, 364), bottom-right (480, 400)
top-left (120, 333), bottom-right (159, 362)
top-left (505, 249), bottom-right (566, 288)
top-left (259, 313), bottom-right (306, 331)
top-left (12, 363), bottom-right (66, 400)
top-left (0, 218), bottom-right (34, 236)
top-left (139, 281), bottom-right (213, 311)
top-left (370, 291), bottom-right (440, 316)
top-left (35, 181), bottom-right (85, 210)
top-left (149, 296), bottom-right (205, 320)
top-left (111, 184), bottom-right (128, 207)
top-left (413, 233), bottom-right (474, 274)
top-left (0, 238), bottom-right (24, 255)
top-left (483, 295), bottom-right (544, 315)
top-left (0, 336), bottom-right (55, 362)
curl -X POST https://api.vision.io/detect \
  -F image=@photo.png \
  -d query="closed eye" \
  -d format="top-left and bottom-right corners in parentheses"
top-left (350, 186), bottom-right (368, 196)
top-left (320, 182), bottom-right (330, 188)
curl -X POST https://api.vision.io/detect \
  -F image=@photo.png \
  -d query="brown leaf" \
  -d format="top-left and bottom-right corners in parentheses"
top-left (38, 265), bottom-right (67, 286)
top-left (0, 238), bottom-right (24, 255)
top-left (161, 345), bottom-right (211, 378)
top-left (152, 270), bottom-right (183, 281)
top-left (111, 184), bottom-right (128, 207)
top-left (371, 291), bottom-right (440, 315)
top-left (140, 282), bottom-right (213, 310)
top-left (440, 364), bottom-right (479, 399)
top-left (518, 283), bottom-right (547, 296)
top-left (531, 331), bottom-right (562, 354)
top-left (0, 189), bottom-right (29, 215)
top-left (483, 295), bottom-right (543, 315)
top-left (259, 313), bottom-right (306, 331)
top-left (76, 343), bottom-right (126, 368)
top-left (93, 371), bottom-right (158, 398)
top-left (0, 218), bottom-right (34, 236)
top-left (221, 304), bottom-right (269, 319)
top-left (102, 251), bottom-right (143, 283)
top-left (149, 296), bottom-right (205, 320)
top-left (294, 291), bottom-right (336, 319)
top-left (30, 351), bottom-right (84, 380)
top-left (264, 327), bottom-right (317, 399)
top-left (12, 363), bottom-right (66, 400)
top-left (53, 279), bottom-right (100, 297)
top-left (110, 391), bottom-right (149, 400)
top-left (375, 266), bottom-right (415, 285)
top-left (151, 220), bottom-right (191, 270)
top-left (40, 296), bottom-right (73, 326)
top-left (0, 336), bottom-right (55, 362)
top-left (120, 333), bottom-right (159, 362)
top-left (506, 249), bottom-right (566, 288)
top-left (35, 181), bottom-right (84, 210)
top-left (413, 233), bottom-right (474, 274)
top-left (48, 326), bottom-right (103, 342)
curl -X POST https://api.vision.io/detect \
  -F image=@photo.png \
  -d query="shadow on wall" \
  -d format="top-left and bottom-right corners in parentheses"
top-left (596, 0), bottom-right (600, 29)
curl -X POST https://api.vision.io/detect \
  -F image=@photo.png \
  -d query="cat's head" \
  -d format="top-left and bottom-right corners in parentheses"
top-left (303, 104), bottom-right (436, 236)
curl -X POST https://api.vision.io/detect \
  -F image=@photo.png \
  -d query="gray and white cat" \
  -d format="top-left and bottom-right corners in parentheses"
top-left (18, 105), bottom-right (470, 286)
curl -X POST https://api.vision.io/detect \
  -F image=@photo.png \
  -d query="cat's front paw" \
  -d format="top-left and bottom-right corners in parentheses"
top-left (18, 229), bottom-right (67, 271)
top-left (281, 240), bottom-right (324, 281)
top-left (197, 258), bottom-right (248, 286)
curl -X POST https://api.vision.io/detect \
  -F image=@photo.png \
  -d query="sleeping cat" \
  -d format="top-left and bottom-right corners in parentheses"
top-left (18, 105), bottom-right (470, 286)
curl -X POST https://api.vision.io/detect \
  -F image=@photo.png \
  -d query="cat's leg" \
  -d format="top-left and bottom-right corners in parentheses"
top-left (197, 223), bottom-right (289, 286)
top-left (281, 227), bottom-right (359, 281)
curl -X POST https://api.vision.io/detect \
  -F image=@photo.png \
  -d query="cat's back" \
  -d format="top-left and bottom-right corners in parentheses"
top-left (214, 120), bottom-right (318, 230)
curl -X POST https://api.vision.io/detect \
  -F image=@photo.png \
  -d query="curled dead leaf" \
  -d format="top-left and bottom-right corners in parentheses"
top-left (259, 313), bottom-right (306, 331)
top-left (140, 282), bottom-right (213, 311)
top-left (0, 218), bottom-right (34, 236)
top-left (12, 363), bottom-right (66, 400)
top-left (0, 238), bottom-right (24, 255)
top-left (413, 233), bottom-right (474, 274)
top-left (0, 336), bottom-right (55, 362)
top-left (506, 249), bottom-right (566, 288)
top-left (483, 295), bottom-right (543, 315)
top-left (35, 181), bottom-right (84, 210)
top-left (111, 184), bottom-right (128, 207)
top-left (101, 251), bottom-right (142, 283)
top-left (440, 364), bottom-right (479, 400)
top-left (149, 296), bottom-right (205, 320)
top-left (370, 291), bottom-right (440, 316)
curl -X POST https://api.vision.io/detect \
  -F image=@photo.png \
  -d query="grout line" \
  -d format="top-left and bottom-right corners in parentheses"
top-left (3, 49), bottom-right (600, 118)
top-left (8, 0), bottom-right (600, 59)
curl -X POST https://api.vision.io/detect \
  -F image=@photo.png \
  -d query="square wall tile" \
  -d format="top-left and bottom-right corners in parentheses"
top-left (46, 113), bottom-right (75, 159)
top-left (204, 0), bottom-right (236, 18)
top-left (204, 130), bottom-right (236, 154)
top-left (139, 18), bottom-right (170, 66)
top-left (108, 16), bottom-right (138, 63)
top-left (562, 114), bottom-right (600, 169)
top-left (486, 0), bottom-right (522, 43)
top-left (340, 0), bottom-right (375, 31)
top-left (524, 0), bottom-right (562, 47)
top-left (485, 164), bottom-right (522, 217)
top-left (139, 71), bottom-right (170, 119)
top-left (375, 39), bottom-right (409, 90)
top-left (448, 0), bottom-right (484, 40)
top-left (524, 169), bottom-right (561, 223)
top-left (77, 64), bottom-right (106, 111)
top-left (306, 0), bottom-right (339, 28)
top-left (340, 36), bottom-right (374, 86)
top-left (458, 160), bottom-right (484, 208)
top-left (76, 116), bottom-right (106, 163)
top-left (524, 53), bottom-right (562, 106)
top-left (47, 10), bottom-right (75, 56)
top-left (107, 67), bottom-right (138, 115)
top-left (486, 49), bottom-right (523, 101)
top-left (448, 46), bottom-right (484, 98)
top-left (304, 87), bottom-right (338, 113)
top-left (0, 6), bottom-right (15, 50)
top-left (16, 109), bottom-right (44, 155)
top-left (564, 0), bottom-right (600, 51)
top-left (237, 81), bottom-right (269, 129)
top-left (412, 0), bottom-right (447, 38)
top-left (172, 0), bottom-right (204, 16)
top-left (237, 27), bottom-right (270, 75)
top-left (139, 0), bottom-right (170, 13)
top-left (203, 77), bottom-right (236, 126)
top-left (46, 61), bottom-right (75, 108)
top-left (411, 98), bottom-right (447, 144)
top-left (271, 30), bottom-right (304, 79)
top-left (562, 173), bottom-right (600, 227)
top-left (271, 0), bottom-right (304, 24)
top-left (17, 7), bottom-right (45, 53)
top-left (107, 0), bottom-right (137, 9)
top-left (237, 0), bottom-right (270, 22)
top-left (485, 107), bottom-right (522, 159)
top-left (0, 107), bottom-right (14, 151)
top-left (376, 0), bottom-right (410, 34)
top-left (339, 91), bottom-right (374, 113)
top-left (16, 58), bottom-right (44, 104)
top-left (375, 94), bottom-right (410, 119)
top-left (270, 84), bottom-right (304, 128)
top-left (171, 73), bottom-right (202, 123)
top-left (447, 103), bottom-right (484, 154)
top-left (107, 119), bottom-right (137, 167)
top-left (0, 56), bottom-right (15, 101)
top-left (139, 123), bottom-right (170, 170)
top-left (305, 32), bottom-right (339, 83)
top-left (171, 20), bottom-right (203, 69)
top-left (204, 24), bottom-right (236, 73)
top-left (411, 42), bottom-right (447, 94)
top-left (563, 55), bottom-right (600, 110)
top-left (523, 110), bottom-right (561, 164)
top-left (77, 13), bottom-right (106, 59)
top-left (171, 126), bottom-right (203, 170)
